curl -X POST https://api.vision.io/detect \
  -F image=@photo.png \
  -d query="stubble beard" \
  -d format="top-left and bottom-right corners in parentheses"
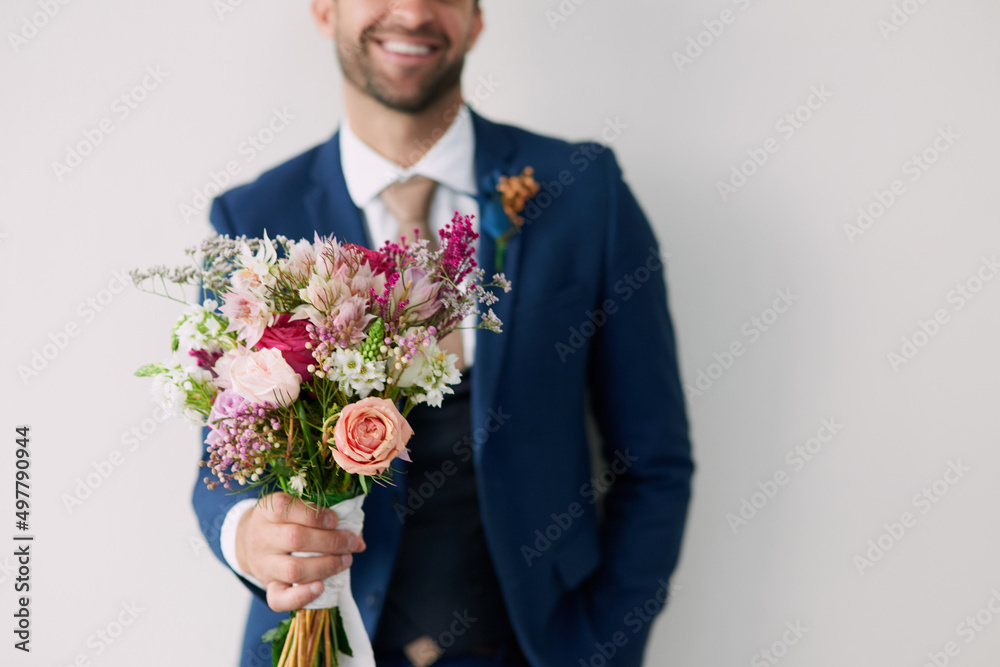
top-left (337, 29), bottom-right (466, 114)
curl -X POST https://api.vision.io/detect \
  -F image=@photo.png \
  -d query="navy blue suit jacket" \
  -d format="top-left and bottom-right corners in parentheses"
top-left (192, 109), bottom-right (693, 667)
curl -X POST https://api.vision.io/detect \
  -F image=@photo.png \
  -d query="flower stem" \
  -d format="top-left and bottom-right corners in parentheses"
top-left (324, 609), bottom-right (334, 667)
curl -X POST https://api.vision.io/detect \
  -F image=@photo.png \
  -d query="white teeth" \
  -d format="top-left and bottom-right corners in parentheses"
top-left (382, 41), bottom-right (432, 56)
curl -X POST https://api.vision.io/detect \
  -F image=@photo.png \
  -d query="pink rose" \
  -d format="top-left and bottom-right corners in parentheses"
top-left (229, 348), bottom-right (302, 407)
top-left (212, 346), bottom-right (252, 390)
top-left (257, 314), bottom-right (315, 379)
top-left (332, 398), bottom-right (414, 475)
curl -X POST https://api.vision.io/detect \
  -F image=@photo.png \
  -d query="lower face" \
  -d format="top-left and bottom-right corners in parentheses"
top-left (334, 5), bottom-right (476, 113)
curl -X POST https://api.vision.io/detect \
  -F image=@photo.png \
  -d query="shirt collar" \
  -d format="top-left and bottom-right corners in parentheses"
top-left (339, 104), bottom-right (477, 208)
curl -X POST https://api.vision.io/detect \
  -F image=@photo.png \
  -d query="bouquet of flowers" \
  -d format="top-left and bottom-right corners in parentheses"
top-left (131, 213), bottom-right (509, 667)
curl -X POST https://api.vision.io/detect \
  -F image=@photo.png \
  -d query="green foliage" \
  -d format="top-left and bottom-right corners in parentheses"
top-left (308, 489), bottom-right (358, 508)
top-left (334, 608), bottom-right (353, 657)
top-left (262, 617), bottom-right (292, 666)
top-left (134, 363), bottom-right (167, 377)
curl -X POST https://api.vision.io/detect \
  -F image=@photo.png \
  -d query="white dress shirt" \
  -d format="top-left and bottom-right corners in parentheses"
top-left (339, 103), bottom-right (480, 368)
top-left (220, 104), bottom-right (481, 584)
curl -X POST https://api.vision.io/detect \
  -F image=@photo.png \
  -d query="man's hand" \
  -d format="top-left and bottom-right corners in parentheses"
top-left (235, 492), bottom-right (366, 612)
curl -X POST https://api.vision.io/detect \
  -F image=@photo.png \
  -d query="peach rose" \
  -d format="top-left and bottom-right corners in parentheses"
top-left (332, 398), bottom-right (413, 475)
top-left (229, 348), bottom-right (301, 407)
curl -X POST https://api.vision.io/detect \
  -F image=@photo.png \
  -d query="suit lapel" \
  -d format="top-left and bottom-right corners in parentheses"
top-left (469, 110), bottom-right (520, 425)
top-left (306, 131), bottom-right (372, 247)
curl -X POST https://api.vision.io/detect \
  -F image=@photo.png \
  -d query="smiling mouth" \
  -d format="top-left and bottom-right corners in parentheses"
top-left (373, 37), bottom-right (443, 60)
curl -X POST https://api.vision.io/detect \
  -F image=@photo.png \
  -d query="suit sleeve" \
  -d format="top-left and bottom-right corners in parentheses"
top-left (190, 193), bottom-right (269, 604)
top-left (582, 148), bottom-right (694, 660)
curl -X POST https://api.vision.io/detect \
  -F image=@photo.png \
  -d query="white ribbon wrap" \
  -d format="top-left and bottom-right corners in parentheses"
top-left (291, 493), bottom-right (374, 667)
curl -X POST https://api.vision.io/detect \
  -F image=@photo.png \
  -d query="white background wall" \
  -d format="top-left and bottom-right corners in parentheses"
top-left (2, 1), bottom-right (999, 665)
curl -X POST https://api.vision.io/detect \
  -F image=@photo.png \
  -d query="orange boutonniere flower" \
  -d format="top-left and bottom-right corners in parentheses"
top-left (480, 166), bottom-right (541, 271)
top-left (496, 167), bottom-right (540, 229)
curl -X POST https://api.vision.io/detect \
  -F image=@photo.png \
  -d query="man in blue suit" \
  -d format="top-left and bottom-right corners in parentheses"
top-left (192, 1), bottom-right (693, 665)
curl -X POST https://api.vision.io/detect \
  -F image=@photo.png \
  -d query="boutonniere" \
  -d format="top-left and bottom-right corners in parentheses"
top-left (480, 166), bottom-right (540, 272)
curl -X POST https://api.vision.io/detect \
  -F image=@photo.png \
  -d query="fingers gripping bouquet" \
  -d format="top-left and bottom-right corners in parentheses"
top-left (132, 213), bottom-right (509, 667)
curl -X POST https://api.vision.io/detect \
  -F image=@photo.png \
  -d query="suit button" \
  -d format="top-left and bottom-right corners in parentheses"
top-left (367, 592), bottom-right (382, 608)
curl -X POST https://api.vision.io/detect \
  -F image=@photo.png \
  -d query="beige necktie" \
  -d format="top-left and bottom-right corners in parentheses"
top-left (381, 175), bottom-right (466, 370)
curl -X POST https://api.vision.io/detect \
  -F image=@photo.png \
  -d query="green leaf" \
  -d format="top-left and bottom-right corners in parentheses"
top-left (261, 617), bottom-right (290, 643)
top-left (271, 462), bottom-right (295, 480)
top-left (262, 617), bottom-right (292, 667)
top-left (333, 607), bottom-right (353, 657)
top-left (295, 400), bottom-right (315, 457)
top-left (309, 489), bottom-right (358, 508)
top-left (358, 475), bottom-right (370, 495)
top-left (134, 363), bottom-right (167, 377)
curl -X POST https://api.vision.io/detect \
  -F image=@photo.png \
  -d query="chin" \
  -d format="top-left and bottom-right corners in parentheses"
top-left (367, 79), bottom-right (449, 113)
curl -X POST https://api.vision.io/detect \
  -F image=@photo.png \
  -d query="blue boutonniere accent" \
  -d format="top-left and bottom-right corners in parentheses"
top-left (477, 167), bottom-right (540, 272)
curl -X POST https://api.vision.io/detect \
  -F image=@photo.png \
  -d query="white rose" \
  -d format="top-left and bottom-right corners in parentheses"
top-left (229, 348), bottom-right (301, 407)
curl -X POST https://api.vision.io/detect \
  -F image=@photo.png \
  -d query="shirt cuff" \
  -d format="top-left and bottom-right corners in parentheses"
top-left (220, 498), bottom-right (266, 590)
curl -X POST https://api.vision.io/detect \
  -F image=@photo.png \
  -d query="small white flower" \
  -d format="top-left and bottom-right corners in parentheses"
top-left (173, 299), bottom-right (229, 354)
top-left (149, 353), bottom-right (215, 427)
top-left (331, 348), bottom-right (366, 382)
top-left (349, 359), bottom-right (387, 398)
top-left (289, 471), bottom-right (308, 496)
top-left (398, 338), bottom-right (460, 407)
